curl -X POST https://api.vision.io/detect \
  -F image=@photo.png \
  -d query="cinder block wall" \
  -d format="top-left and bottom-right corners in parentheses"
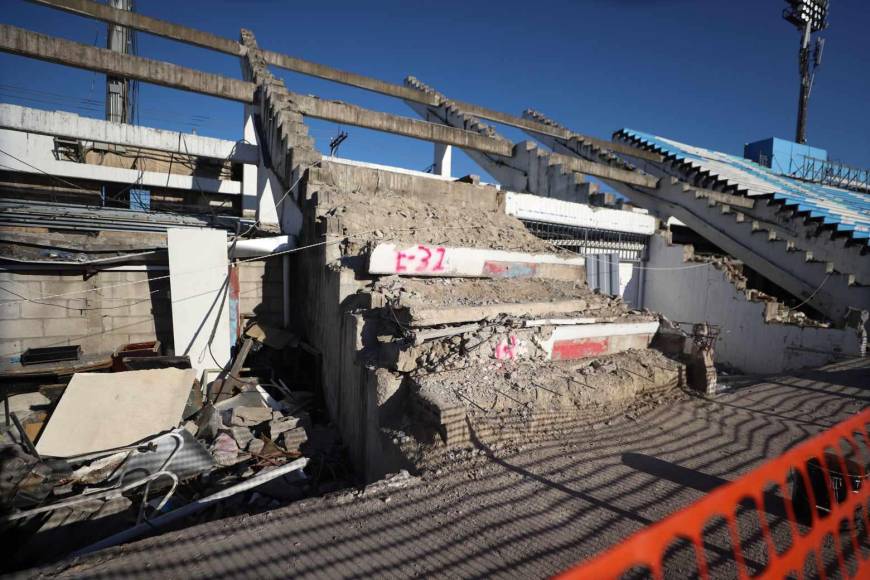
top-left (0, 261), bottom-right (286, 362)
top-left (0, 270), bottom-right (171, 361)
top-left (237, 259), bottom-right (283, 321)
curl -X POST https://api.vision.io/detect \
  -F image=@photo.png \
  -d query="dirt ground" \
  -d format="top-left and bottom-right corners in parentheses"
top-left (26, 358), bottom-right (869, 579)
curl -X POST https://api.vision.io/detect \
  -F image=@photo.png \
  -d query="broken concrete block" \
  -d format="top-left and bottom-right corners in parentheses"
top-left (279, 428), bottom-right (308, 453)
top-left (196, 405), bottom-right (224, 440)
top-left (228, 426), bottom-right (254, 450)
top-left (5, 392), bottom-right (50, 424)
top-left (229, 406), bottom-right (274, 427)
top-left (211, 433), bottom-right (240, 466)
top-left (248, 438), bottom-right (265, 455)
top-left (268, 413), bottom-right (309, 439)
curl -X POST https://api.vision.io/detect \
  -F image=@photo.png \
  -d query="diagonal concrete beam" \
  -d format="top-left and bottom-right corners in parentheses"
top-left (26, 0), bottom-right (241, 55)
top-left (0, 24), bottom-right (255, 103)
top-left (26, 0), bottom-right (437, 105)
top-left (286, 92), bottom-right (514, 157)
top-left (443, 98), bottom-right (662, 163)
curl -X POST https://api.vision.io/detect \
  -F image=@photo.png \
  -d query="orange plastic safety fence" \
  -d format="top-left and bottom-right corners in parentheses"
top-left (556, 409), bottom-right (870, 580)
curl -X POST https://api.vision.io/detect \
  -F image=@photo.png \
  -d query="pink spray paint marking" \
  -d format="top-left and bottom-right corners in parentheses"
top-left (494, 335), bottom-right (519, 360)
top-left (392, 245), bottom-right (447, 273)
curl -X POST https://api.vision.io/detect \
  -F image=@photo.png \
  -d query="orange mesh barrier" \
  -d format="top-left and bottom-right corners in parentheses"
top-left (556, 409), bottom-right (870, 580)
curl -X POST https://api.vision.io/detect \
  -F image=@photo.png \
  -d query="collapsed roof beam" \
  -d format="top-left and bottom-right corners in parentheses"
top-left (450, 100), bottom-right (662, 163)
top-left (285, 92), bottom-right (514, 157)
top-left (0, 24), bottom-right (255, 103)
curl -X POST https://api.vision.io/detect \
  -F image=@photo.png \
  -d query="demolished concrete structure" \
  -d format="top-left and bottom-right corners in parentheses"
top-left (0, 0), bottom-right (867, 565)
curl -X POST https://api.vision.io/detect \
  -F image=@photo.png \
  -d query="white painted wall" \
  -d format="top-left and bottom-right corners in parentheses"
top-left (0, 104), bottom-right (257, 163)
top-left (0, 128), bottom-right (241, 195)
top-left (505, 192), bottom-right (656, 235)
top-left (636, 234), bottom-right (864, 374)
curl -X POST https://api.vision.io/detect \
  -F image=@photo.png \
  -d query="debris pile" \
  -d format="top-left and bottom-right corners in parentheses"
top-left (0, 328), bottom-right (324, 567)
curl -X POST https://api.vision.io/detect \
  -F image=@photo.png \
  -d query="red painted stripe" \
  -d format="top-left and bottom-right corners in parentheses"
top-left (551, 337), bottom-right (609, 360)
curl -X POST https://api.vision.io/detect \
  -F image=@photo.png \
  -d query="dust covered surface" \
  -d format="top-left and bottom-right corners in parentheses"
top-left (316, 187), bottom-right (556, 254)
top-left (33, 359), bottom-right (869, 579)
top-left (371, 276), bottom-right (616, 310)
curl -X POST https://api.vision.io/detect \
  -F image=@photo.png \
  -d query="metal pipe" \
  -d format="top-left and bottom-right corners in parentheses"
top-left (73, 457), bottom-right (308, 556)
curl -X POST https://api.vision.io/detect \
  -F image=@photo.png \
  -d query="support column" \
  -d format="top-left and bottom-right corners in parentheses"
top-left (241, 104), bottom-right (260, 218)
top-left (434, 143), bottom-right (452, 178)
top-left (105, 0), bottom-right (132, 124)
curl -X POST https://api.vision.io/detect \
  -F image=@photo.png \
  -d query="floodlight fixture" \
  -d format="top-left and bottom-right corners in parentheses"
top-left (783, 0), bottom-right (830, 144)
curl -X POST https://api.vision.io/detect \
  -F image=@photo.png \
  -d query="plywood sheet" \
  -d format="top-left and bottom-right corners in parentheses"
top-left (167, 228), bottom-right (231, 375)
top-left (35, 368), bottom-right (196, 457)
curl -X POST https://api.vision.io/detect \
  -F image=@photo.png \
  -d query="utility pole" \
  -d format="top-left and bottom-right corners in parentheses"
top-left (783, 1), bottom-right (829, 144)
top-left (106, 0), bottom-right (133, 124)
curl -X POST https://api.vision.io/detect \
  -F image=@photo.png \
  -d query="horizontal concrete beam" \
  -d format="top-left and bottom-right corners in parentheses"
top-left (447, 99), bottom-right (662, 163)
top-left (26, 1), bottom-right (436, 105)
top-left (540, 321), bottom-right (659, 361)
top-left (549, 151), bottom-right (659, 188)
top-left (504, 191), bottom-right (657, 235)
top-left (0, 24), bottom-right (255, 103)
top-left (263, 50), bottom-right (437, 106)
top-left (369, 243), bottom-right (585, 281)
top-left (0, 128), bottom-right (241, 194)
top-left (27, 0), bottom-right (241, 54)
top-left (0, 104), bottom-right (258, 163)
top-left (287, 93), bottom-right (513, 156)
top-left (408, 299), bottom-right (593, 327)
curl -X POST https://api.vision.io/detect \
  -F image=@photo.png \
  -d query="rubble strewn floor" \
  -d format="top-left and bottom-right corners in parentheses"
top-left (30, 358), bottom-right (868, 579)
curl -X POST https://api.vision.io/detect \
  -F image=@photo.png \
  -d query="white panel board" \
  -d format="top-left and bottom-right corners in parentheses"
top-left (35, 368), bottom-right (195, 457)
top-left (168, 228), bottom-right (231, 375)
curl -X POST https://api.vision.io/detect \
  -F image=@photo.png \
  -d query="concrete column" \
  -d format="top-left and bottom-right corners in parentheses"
top-left (242, 104), bottom-right (259, 217)
top-left (434, 143), bottom-right (452, 177)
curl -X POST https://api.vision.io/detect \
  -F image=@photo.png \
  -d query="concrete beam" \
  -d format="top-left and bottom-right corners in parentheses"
top-left (548, 151), bottom-right (659, 189)
top-left (27, 0), bottom-right (242, 55)
top-left (26, 1), bottom-right (436, 105)
top-left (0, 104), bottom-right (257, 163)
top-left (408, 300), bottom-right (593, 327)
top-left (262, 50), bottom-right (437, 106)
top-left (287, 93), bottom-right (513, 157)
top-left (444, 98), bottom-right (662, 163)
top-left (369, 243), bottom-right (585, 281)
top-left (0, 24), bottom-right (255, 103)
top-left (0, 128), bottom-right (241, 194)
top-left (504, 191), bottom-right (657, 236)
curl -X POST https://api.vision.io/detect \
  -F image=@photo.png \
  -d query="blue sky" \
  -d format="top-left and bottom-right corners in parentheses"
top-left (1, 0), bottom-right (868, 181)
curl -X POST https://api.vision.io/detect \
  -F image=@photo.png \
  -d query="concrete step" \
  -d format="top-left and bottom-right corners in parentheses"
top-left (367, 242), bottom-right (585, 281)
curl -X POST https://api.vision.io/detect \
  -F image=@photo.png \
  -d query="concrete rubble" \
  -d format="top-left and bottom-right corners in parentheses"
top-left (0, 330), bottom-right (321, 568)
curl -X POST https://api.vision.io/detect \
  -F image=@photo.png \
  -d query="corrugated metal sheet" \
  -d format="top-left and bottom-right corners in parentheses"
top-left (585, 253), bottom-right (620, 296)
top-left (616, 129), bottom-right (870, 241)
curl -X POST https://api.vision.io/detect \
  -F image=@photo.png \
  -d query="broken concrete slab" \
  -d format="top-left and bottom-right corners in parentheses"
top-left (35, 368), bottom-right (196, 458)
top-left (227, 426), bottom-right (254, 450)
top-left (368, 243), bottom-right (585, 281)
top-left (4, 392), bottom-right (51, 424)
top-left (211, 433), bottom-right (240, 466)
top-left (195, 404), bottom-right (225, 440)
top-left (279, 428), bottom-right (307, 453)
top-left (228, 406), bottom-right (273, 427)
top-left (269, 414), bottom-right (308, 439)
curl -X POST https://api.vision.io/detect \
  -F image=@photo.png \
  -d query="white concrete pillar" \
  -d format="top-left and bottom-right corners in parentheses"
top-left (434, 143), bottom-right (452, 178)
top-left (242, 104), bottom-right (259, 218)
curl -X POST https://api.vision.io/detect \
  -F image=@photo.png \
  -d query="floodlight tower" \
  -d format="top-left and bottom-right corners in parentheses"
top-left (783, 0), bottom-right (829, 144)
